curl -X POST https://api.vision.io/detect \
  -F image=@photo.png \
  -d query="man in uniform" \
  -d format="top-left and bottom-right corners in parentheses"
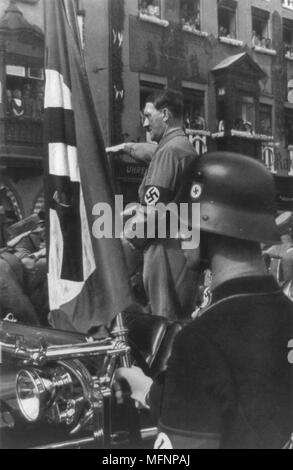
top-left (117, 152), bottom-right (293, 449)
top-left (0, 214), bottom-right (46, 325)
top-left (110, 89), bottom-right (198, 320)
top-left (138, 89), bottom-right (198, 320)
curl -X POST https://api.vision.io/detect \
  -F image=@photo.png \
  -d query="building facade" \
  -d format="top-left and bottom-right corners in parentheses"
top-left (0, 0), bottom-right (293, 231)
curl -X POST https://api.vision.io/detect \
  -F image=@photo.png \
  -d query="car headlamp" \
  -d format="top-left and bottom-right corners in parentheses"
top-left (16, 369), bottom-right (55, 422)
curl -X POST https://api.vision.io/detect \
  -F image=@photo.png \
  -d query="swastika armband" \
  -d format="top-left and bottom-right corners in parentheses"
top-left (143, 185), bottom-right (173, 206)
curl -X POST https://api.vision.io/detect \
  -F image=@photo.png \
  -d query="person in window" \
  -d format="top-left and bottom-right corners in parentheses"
top-left (23, 84), bottom-right (34, 118)
top-left (180, 2), bottom-right (189, 25)
top-left (252, 31), bottom-right (261, 47)
top-left (5, 89), bottom-right (12, 116)
top-left (194, 12), bottom-right (200, 30)
top-left (260, 118), bottom-right (271, 136)
top-left (184, 113), bottom-right (191, 129)
top-left (193, 114), bottom-right (205, 131)
top-left (147, 0), bottom-right (160, 18)
top-left (219, 26), bottom-right (228, 37)
top-left (217, 120), bottom-right (225, 132)
top-left (140, 0), bottom-right (148, 15)
top-left (228, 31), bottom-right (236, 39)
top-left (265, 38), bottom-right (272, 49)
top-left (11, 89), bottom-right (24, 118)
top-left (234, 117), bottom-right (245, 131)
top-left (243, 121), bottom-right (253, 133)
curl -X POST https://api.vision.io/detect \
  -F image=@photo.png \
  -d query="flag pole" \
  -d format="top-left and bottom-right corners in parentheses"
top-left (112, 312), bottom-right (131, 367)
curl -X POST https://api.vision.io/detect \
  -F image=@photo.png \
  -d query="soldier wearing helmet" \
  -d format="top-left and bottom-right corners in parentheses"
top-left (117, 152), bottom-right (293, 449)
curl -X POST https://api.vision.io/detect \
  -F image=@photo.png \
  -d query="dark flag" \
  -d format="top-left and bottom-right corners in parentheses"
top-left (44, 0), bottom-right (133, 333)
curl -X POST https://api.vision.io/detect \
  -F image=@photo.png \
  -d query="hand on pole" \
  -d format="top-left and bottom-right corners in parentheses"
top-left (115, 366), bottom-right (153, 408)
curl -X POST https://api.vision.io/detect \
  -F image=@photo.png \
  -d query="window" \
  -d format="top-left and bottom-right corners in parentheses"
top-left (252, 7), bottom-right (272, 49)
top-left (183, 89), bottom-right (206, 130)
top-left (139, 0), bottom-right (161, 18)
top-left (285, 109), bottom-right (293, 147)
top-left (259, 103), bottom-right (272, 136)
top-left (180, 0), bottom-right (201, 32)
top-left (218, 0), bottom-right (237, 39)
top-left (235, 96), bottom-right (255, 132)
top-left (283, 18), bottom-right (293, 58)
top-left (5, 65), bottom-right (44, 120)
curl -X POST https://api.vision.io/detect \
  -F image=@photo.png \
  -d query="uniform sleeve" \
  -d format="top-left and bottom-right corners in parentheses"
top-left (128, 143), bottom-right (157, 164)
top-left (149, 327), bottom-right (235, 449)
top-left (142, 150), bottom-right (181, 205)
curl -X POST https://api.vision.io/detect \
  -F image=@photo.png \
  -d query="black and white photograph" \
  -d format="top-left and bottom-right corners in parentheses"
top-left (0, 0), bottom-right (293, 451)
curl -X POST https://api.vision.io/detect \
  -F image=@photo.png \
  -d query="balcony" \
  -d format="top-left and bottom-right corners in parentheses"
top-left (1, 117), bottom-right (43, 146)
top-left (0, 117), bottom-right (43, 166)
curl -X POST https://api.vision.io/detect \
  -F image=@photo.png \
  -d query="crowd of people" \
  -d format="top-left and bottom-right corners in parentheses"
top-left (180, 1), bottom-right (201, 31)
top-left (252, 31), bottom-right (273, 49)
top-left (5, 83), bottom-right (44, 120)
top-left (139, 0), bottom-right (201, 32)
top-left (184, 113), bottom-right (206, 131)
top-left (218, 25), bottom-right (236, 39)
top-left (0, 212), bottom-right (48, 326)
top-left (139, 0), bottom-right (160, 18)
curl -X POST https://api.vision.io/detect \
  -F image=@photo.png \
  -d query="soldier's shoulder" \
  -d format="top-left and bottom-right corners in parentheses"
top-left (159, 138), bottom-right (197, 161)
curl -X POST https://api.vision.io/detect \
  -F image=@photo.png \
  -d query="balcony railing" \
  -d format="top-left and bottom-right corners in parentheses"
top-left (1, 117), bottom-right (43, 146)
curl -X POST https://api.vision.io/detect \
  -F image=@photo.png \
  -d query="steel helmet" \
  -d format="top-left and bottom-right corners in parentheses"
top-left (177, 152), bottom-right (280, 244)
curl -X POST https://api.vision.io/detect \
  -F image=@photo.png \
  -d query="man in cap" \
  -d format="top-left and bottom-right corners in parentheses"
top-left (0, 213), bottom-right (46, 325)
top-left (117, 152), bottom-right (293, 449)
top-left (109, 89), bottom-right (198, 320)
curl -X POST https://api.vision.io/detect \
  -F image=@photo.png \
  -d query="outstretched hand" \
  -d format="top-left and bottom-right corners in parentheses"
top-left (106, 143), bottom-right (126, 154)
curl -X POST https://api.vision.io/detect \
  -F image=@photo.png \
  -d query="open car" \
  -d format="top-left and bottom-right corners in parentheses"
top-left (0, 313), bottom-right (182, 449)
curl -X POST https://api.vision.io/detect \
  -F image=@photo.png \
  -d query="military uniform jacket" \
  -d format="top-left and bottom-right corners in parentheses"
top-left (150, 276), bottom-right (293, 448)
top-left (138, 128), bottom-right (196, 206)
top-left (137, 128), bottom-right (198, 319)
